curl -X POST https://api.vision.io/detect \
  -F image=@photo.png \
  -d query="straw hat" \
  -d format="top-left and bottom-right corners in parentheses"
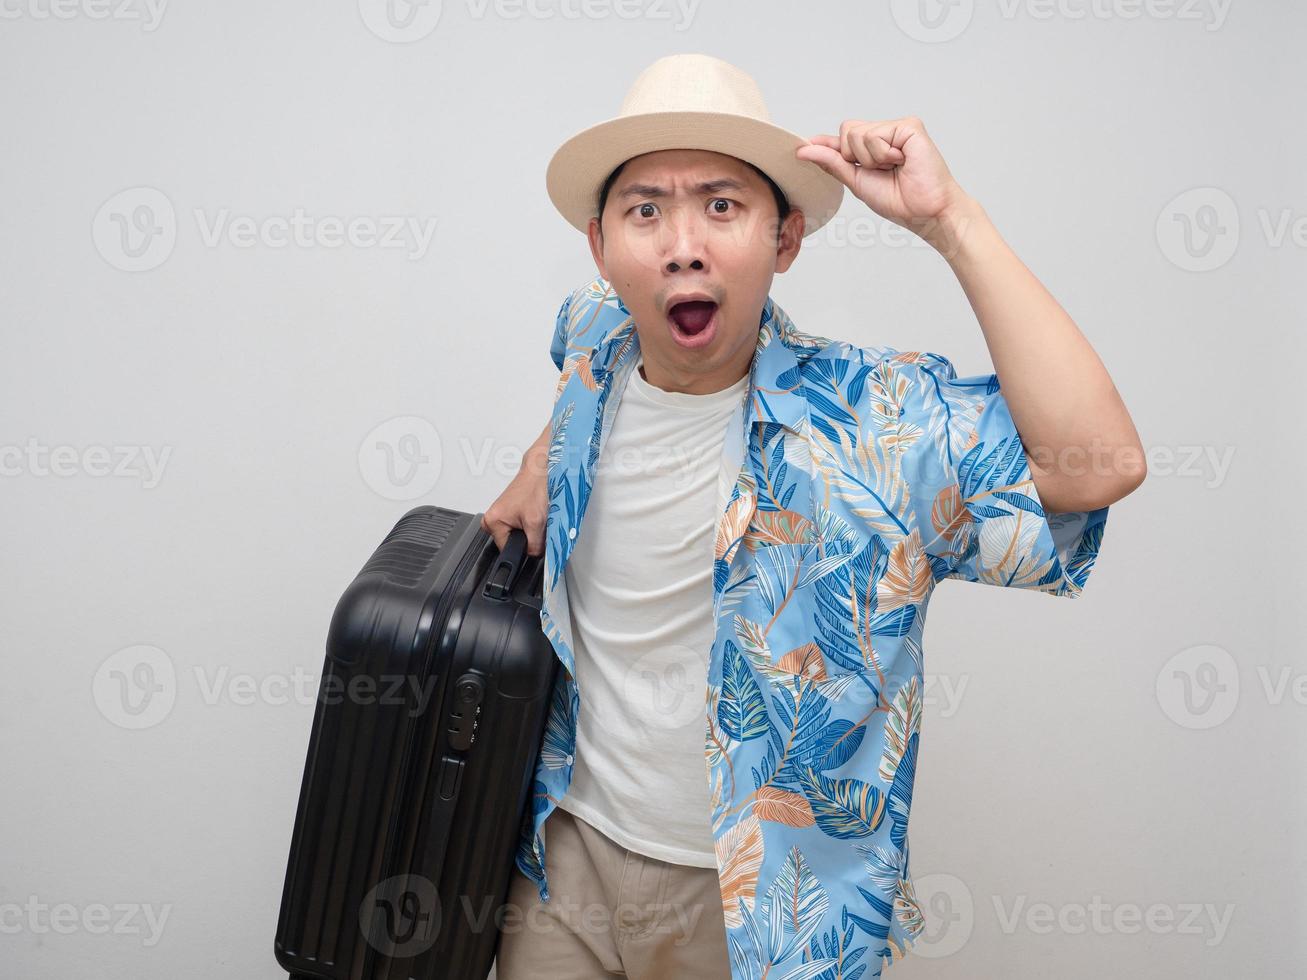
top-left (545, 53), bottom-right (845, 238)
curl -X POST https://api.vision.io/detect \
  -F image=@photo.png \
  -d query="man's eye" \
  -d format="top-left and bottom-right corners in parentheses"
top-left (635, 202), bottom-right (658, 219)
top-left (709, 198), bottom-right (734, 214)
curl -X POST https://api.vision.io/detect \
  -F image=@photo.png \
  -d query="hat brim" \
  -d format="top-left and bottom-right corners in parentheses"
top-left (545, 110), bottom-right (845, 239)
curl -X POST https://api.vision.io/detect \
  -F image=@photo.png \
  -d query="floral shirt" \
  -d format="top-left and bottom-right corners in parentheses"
top-left (513, 275), bottom-right (1109, 979)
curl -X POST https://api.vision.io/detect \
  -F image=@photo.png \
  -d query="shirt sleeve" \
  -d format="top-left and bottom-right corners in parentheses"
top-left (549, 291), bottom-right (574, 372)
top-left (894, 350), bottom-right (1108, 597)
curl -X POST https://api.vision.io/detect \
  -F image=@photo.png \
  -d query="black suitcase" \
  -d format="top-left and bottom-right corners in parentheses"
top-left (274, 505), bottom-right (558, 980)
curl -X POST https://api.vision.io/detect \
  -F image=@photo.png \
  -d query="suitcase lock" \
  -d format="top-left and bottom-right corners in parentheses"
top-left (446, 672), bottom-right (485, 752)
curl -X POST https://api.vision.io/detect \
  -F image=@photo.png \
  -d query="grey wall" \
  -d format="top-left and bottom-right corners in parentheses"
top-left (1, 2), bottom-right (1300, 978)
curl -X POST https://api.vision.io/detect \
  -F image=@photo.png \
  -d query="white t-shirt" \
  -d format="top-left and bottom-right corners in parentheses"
top-left (555, 354), bottom-right (750, 867)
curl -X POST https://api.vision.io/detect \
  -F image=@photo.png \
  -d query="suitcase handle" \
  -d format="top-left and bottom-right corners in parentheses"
top-left (483, 526), bottom-right (527, 600)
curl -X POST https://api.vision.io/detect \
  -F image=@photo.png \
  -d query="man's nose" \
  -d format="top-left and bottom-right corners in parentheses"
top-left (659, 208), bottom-right (707, 272)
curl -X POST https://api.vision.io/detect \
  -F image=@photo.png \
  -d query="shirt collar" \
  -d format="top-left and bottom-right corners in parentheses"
top-left (745, 294), bottom-right (810, 434)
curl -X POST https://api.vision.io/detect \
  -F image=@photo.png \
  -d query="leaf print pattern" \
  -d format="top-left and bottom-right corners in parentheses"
top-left (760, 845), bottom-right (830, 964)
top-left (876, 528), bottom-right (932, 612)
top-left (799, 767), bottom-right (887, 839)
top-left (718, 812), bottom-right (765, 929)
top-left (516, 276), bottom-right (1110, 978)
top-left (878, 676), bottom-right (921, 784)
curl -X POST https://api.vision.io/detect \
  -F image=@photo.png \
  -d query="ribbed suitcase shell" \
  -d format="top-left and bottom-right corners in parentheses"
top-left (274, 505), bottom-right (557, 980)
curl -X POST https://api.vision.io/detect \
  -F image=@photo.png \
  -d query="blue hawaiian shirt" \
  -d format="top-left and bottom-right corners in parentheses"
top-left (513, 275), bottom-right (1109, 979)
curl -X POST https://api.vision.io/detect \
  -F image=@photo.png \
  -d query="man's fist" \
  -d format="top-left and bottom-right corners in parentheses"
top-left (796, 116), bottom-right (968, 235)
top-left (481, 422), bottom-right (551, 558)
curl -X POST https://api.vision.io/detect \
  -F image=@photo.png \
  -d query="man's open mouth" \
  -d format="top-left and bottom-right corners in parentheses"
top-left (667, 300), bottom-right (717, 337)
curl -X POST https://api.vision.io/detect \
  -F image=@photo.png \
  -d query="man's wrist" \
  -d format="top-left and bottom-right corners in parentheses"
top-left (920, 192), bottom-right (992, 262)
top-left (522, 440), bottom-right (550, 478)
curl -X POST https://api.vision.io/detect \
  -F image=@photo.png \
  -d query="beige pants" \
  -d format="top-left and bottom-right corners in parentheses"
top-left (492, 804), bottom-right (731, 979)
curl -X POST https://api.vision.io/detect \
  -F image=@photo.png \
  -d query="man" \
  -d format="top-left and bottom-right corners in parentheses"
top-left (487, 53), bottom-right (1145, 980)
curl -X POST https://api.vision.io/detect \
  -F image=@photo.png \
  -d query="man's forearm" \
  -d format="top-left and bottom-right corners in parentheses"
top-left (923, 194), bottom-right (1146, 512)
top-left (523, 419), bottom-right (551, 479)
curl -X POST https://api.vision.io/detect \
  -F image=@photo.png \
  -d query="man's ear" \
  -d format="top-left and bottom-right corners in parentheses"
top-left (774, 208), bottom-right (805, 274)
top-left (587, 216), bottom-right (608, 281)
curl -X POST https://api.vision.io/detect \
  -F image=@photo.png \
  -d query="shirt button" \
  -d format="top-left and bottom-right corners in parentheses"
top-left (565, 754), bottom-right (574, 765)
top-left (568, 528), bottom-right (577, 539)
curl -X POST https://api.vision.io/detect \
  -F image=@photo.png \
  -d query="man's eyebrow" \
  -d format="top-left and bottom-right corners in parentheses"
top-left (615, 177), bottom-right (750, 201)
